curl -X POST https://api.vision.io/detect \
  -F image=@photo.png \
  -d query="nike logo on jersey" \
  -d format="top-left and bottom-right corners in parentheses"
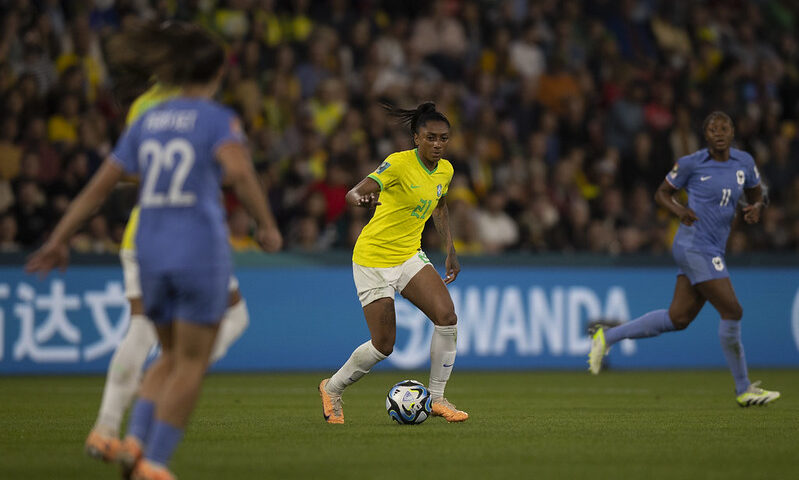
top-left (410, 185), bottom-right (420, 189)
top-left (700, 176), bottom-right (712, 181)
top-left (443, 363), bottom-right (454, 367)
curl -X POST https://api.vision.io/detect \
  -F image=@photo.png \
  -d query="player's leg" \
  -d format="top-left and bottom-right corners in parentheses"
top-left (589, 275), bottom-right (705, 374)
top-left (133, 320), bottom-right (218, 480)
top-left (87, 249), bottom-right (158, 461)
top-left (400, 262), bottom-right (466, 422)
top-left (320, 297), bottom-right (392, 424)
top-left (208, 284), bottom-right (249, 363)
top-left (118, 323), bottom-right (174, 472)
top-left (695, 278), bottom-right (780, 405)
top-left (87, 298), bottom-right (158, 461)
top-left (320, 264), bottom-right (395, 423)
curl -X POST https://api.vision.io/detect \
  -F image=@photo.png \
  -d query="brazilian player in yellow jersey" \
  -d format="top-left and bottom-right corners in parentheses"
top-left (319, 102), bottom-right (468, 424)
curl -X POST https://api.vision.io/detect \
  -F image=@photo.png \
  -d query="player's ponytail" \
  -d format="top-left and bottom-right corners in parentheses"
top-left (108, 21), bottom-right (225, 95)
top-left (382, 101), bottom-right (450, 137)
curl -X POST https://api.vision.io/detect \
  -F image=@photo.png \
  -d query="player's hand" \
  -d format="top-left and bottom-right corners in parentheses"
top-left (742, 202), bottom-right (764, 224)
top-left (256, 225), bottom-right (283, 252)
top-left (354, 192), bottom-right (381, 208)
top-left (444, 251), bottom-right (460, 284)
top-left (25, 241), bottom-right (70, 277)
top-left (678, 207), bottom-right (698, 226)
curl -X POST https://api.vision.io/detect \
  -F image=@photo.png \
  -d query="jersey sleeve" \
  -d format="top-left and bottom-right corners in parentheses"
top-left (367, 155), bottom-right (399, 191)
top-left (211, 109), bottom-right (247, 154)
top-left (744, 154), bottom-right (761, 188)
top-left (441, 161), bottom-right (454, 196)
top-left (110, 123), bottom-right (140, 174)
top-left (665, 154), bottom-right (695, 190)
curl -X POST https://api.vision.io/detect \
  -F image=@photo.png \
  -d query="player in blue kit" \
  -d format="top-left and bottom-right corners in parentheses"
top-left (26, 23), bottom-right (282, 480)
top-left (587, 112), bottom-right (780, 407)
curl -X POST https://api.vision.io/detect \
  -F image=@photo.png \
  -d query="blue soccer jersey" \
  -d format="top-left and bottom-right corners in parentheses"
top-left (666, 148), bottom-right (760, 255)
top-left (111, 98), bottom-right (245, 273)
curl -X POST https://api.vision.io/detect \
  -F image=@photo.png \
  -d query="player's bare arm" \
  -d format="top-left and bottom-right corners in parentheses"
top-left (655, 180), bottom-right (698, 226)
top-left (26, 159), bottom-right (126, 274)
top-left (346, 176), bottom-right (381, 208)
top-left (742, 184), bottom-right (765, 224)
top-left (433, 195), bottom-right (459, 284)
top-left (217, 141), bottom-right (282, 252)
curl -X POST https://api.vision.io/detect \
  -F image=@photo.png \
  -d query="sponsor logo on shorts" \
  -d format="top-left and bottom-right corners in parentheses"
top-left (712, 256), bottom-right (725, 271)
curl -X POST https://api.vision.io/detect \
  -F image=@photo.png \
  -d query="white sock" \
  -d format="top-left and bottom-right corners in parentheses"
top-left (326, 340), bottom-right (387, 395)
top-left (209, 299), bottom-right (250, 363)
top-left (95, 315), bottom-right (157, 435)
top-left (429, 325), bottom-right (457, 400)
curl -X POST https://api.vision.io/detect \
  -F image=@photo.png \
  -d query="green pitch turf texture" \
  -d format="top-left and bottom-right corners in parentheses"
top-left (1, 370), bottom-right (797, 479)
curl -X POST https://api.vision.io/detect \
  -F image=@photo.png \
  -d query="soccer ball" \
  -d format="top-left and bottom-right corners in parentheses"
top-left (385, 379), bottom-right (432, 425)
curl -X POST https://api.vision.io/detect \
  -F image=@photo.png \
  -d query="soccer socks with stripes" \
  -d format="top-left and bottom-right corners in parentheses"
top-left (126, 398), bottom-right (155, 445)
top-left (429, 325), bottom-right (457, 400)
top-left (604, 309), bottom-right (676, 347)
top-left (326, 340), bottom-right (387, 395)
top-left (719, 319), bottom-right (750, 395)
top-left (145, 420), bottom-right (184, 467)
top-left (96, 315), bottom-right (157, 435)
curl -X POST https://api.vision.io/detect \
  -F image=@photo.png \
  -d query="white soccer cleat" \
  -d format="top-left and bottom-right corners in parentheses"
top-left (736, 381), bottom-right (780, 407)
top-left (587, 327), bottom-right (608, 375)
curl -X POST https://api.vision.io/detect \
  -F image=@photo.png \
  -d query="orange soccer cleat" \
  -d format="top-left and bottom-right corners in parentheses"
top-left (131, 459), bottom-right (176, 480)
top-left (84, 429), bottom-right (121, 462)
top-left (431, 397), bottom-right (469, 422)
top-left (318, 378), bottom-right (344, 424)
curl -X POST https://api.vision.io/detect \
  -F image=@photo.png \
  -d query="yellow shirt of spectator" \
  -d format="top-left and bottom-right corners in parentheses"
top-left (353, 149), bottom-right (453, 268)
top-left (119, 84), bottom-right (181, 252)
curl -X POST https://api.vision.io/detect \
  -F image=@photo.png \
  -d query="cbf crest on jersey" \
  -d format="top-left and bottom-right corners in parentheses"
top-left (736, 170), bottom-right (745, 185)
top-left (436, 184), bottom-right (443, 198)
top-left (377, 161), bottom-right (391, 174)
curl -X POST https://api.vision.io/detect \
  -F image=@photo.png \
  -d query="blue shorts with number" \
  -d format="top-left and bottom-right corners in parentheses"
top-left (139, 266), bottom-right (230, 325)
top-left (672, 244), bottom-right (730, 286)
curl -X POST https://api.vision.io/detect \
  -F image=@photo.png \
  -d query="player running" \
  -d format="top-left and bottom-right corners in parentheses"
top-left (84, 68), bottom-right (249, 464)
top-left (319, 102), bottom-right (467, 424)
top-left (27, 22), bottom-right (282, 480)
top-left (587, 111), bottom-right (780, 407)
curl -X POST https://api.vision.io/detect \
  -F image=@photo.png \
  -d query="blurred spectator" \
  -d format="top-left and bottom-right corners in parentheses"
top-left (229, 207), bottom-right (260, 252)
top-left (0, 212), bottom-right (20, 252)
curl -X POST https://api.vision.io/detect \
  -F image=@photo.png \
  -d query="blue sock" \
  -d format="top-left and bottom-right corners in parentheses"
top-left (719, 319), bottom-right (750, 395)
top-left (604, 309), bottom-right (675, 347)
top-left (127, 399), bottom-right (155, 444)
top-left (145, 420), bottom-right (184, 466)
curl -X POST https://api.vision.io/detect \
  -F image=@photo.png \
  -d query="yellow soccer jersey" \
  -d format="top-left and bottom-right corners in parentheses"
top-left (353, 149), bottom-right (454, 268)
top-left (119, 84), bottom-right (181, 251)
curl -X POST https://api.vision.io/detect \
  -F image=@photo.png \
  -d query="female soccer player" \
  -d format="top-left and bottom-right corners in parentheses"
top-left (84, 40), bottom-right (250, 463)
top-left (319, 102), bottom-right (467, 424)
top-left (27, 23), bottom-right (282, 480)
top-left (587, 111), bottom-right (780, 407)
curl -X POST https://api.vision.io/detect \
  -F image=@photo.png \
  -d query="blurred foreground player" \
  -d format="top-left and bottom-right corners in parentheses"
top-left (27, 22), bottom-right (282, 479)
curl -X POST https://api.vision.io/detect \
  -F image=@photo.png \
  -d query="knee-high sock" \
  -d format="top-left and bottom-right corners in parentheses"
top-left (719, 319), bottom-right (750, 395)
top-left (604, 309), bottom-right (675, 347)
top-left (209, 299), bottom-right (249, 363)
top-left (96, 315), bottom-right (158, 435)
top-left (429, 325), bottom-right (457, 400)
top-left (326, 340), bottom-right (387, 395)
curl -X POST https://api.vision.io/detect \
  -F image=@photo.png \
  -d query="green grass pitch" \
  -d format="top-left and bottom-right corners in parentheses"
top-left (1, 370), bottom-right (797, 479)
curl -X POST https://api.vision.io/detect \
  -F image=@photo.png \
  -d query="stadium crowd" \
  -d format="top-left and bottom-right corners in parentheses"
top-left (1, 0), bottom-right (798, 255)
